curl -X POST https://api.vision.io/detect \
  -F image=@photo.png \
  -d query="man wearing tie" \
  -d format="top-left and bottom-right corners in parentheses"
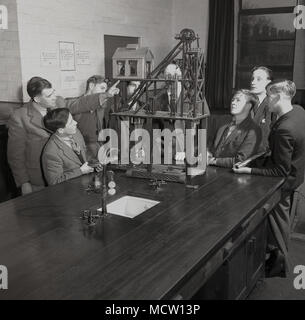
top-left (7, 77), bottom-right (118, 195)
top-left (208, 90), bottom-right (262, 168)
top-left (234, 80), bottom-right (305, 277)
top-left (42, 108), bottom-right (95, 186)
top-left (73, 76), bottom-right (117, 159)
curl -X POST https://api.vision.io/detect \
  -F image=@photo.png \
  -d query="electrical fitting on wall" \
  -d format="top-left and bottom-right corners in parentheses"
top-left (0, 5), bottom-right (8, 30)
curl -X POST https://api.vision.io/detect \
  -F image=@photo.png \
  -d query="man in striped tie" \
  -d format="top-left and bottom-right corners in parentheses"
top-left (42, 108), bottom-right (96, 186)
top-left (208, 90), bottom-right (262, 168)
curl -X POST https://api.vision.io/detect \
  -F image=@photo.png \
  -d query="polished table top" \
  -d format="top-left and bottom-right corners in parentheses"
top-left (0, 167), bottom-right (284, 300)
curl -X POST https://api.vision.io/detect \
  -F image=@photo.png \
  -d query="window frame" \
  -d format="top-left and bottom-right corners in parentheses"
top-left (235, 0), bottom-right (297, 88)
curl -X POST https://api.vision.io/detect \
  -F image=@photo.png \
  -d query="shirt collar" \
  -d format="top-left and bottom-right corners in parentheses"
top-left (55, 134), bottom-right (74, 142)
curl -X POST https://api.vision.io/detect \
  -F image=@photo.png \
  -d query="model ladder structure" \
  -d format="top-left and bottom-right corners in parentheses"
top-left (111, 29), bottom-right (209, 185)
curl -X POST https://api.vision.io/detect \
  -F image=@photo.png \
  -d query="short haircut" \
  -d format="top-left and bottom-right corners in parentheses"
top-left (27, 77), bottom-right (52, 100)
top-left (266, 80), bottom-right (296, 99)
top-left (86, 75), bottom-right (105, 92)
top-left (251, 66), bottom-right (273, 81)
top-left (43, 108), bottom-right (70, 133)
top-left (234, 89), bottom-right (259, 110)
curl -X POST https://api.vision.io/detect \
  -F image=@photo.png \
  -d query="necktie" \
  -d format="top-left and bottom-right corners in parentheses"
top-left (225, 121), bottom-right (237, 140)
top-left (70, 138), bottom-right (85, 164)
top-left (251, 101), bottom-right (260, 119)
top-left (70, 138), bottom-right (81, 154)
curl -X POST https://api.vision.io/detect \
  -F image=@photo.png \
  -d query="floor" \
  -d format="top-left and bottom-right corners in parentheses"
top-left (248, 235), bottom-right (305, 300)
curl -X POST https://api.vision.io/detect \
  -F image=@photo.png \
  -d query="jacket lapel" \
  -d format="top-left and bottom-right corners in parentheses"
top-left (96, 108), bottom-right (105, 132)
top-left (27, 102), bottom-right (51, 137)
top-left (214, 124), bottom-right (229, 150)
top-left (74, 131), bottom-right (87, 163)
top-left (224, 116), bottom-right (252, 145)
top-left (53, 135), bottom-right (82, 166)
top-left (223, 124), bottom-right (240, 145)
top-left (253, 98), bottom-right (267, 122)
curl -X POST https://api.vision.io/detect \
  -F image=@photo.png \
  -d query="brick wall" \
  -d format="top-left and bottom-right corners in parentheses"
top-left (172, 0), bottom-right (209, 51)
top-left (16, 0), bottom-right (174, 99)
top-left (0, 0), bottom-right (22, 102)
top-left (0, 0), bottom-right (23, 123)
top-left (15, 0), bottom-right (209, 100)
top-left (0, 0), bottom-right (210, 121)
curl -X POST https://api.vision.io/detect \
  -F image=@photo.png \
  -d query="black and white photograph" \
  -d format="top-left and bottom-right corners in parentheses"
top-left (0, 0), bottom-right (305, 303)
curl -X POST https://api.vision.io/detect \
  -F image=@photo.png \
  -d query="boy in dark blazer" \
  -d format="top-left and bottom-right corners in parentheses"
top-left (208, 90), bottom-right (262, 168)
top-left (42, 108), bottom-right (95, 186)
top-left (234, 80), bottom-right (305, 277)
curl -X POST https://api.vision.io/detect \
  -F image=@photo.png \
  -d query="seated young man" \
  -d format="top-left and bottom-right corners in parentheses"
top-left (42, 108), bottom-right (95, 186)
top-left (208, 90), bottom-right (262, 168)
top-left (250, 66), bottom-right (275, 152)
top-left (234, 80), bottom-right (305, 277)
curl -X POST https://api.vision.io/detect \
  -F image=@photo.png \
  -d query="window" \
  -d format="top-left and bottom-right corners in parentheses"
top-left (236, 0), bottom-right (297, 88)
top-left (242, 0), bottom-right (297, 9)
top-left (129, 60), bottom-right (138, 76)
top-left (117, 60), bottom-right (126, 76)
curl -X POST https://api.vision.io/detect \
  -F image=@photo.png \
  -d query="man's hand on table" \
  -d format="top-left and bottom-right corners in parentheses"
top-left (233, 167), bottom-right (252, 174)
top-left (80, 162), bottom-right (95, 175)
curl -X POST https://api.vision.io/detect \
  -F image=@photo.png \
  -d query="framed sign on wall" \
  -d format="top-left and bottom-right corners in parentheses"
top-left (59, 41), bottom-right (75, 71)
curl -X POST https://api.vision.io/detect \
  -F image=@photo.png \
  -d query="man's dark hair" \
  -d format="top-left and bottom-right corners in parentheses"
top-left (235, 89), bottom-right (259, 110)
top-left (43, 108), bottom-right (70, 133)
top-left (27, 77), bottom-right (52, 100)
top-left (251, 66), bottom-right (274, 81)
top-left (86, 75), bottom-right (105, 92)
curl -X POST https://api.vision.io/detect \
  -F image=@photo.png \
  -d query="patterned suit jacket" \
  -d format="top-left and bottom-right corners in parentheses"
top-left (42, 129), bottom-right (87, 186)
top-left (7, 94), bottom-right (107, 187)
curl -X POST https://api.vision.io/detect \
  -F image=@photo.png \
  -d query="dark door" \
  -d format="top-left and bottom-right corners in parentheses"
top-left (0, 125), bottom-right (18, 202)
top-left (104, 35), bottom-right (139, 80)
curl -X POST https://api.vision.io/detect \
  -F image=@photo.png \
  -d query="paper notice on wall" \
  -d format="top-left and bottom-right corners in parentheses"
top-left (76, 50), bottom-right (90, 65)
top-left (40, 51), bottom-right (58, 67)
top-left (59, 41), bottom-right (75, 71)
top-left (61, 72), bottom-right (77, 90)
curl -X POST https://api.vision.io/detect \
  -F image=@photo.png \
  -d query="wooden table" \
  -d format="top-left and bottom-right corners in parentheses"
top-left (0, 167), bottom-right (284, 300)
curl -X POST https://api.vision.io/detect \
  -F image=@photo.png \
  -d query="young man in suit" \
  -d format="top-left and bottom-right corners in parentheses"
top-left (7, 77), bottom-right (119, 195)
top-left (250, 66), bottom-right (275, 152)
top-left (234, 80), bottom-right (305, 277)
top-left (42, 108), bottom-right (94, 186)
top-left (208, 90), bottom-right (262, 168)
top-left (73, 75), bottom-right (115, 159)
